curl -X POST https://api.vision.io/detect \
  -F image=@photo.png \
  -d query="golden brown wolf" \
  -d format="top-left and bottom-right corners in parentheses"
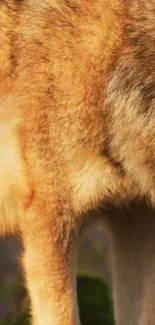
top-left (1, 0), bottom-right (155, 324)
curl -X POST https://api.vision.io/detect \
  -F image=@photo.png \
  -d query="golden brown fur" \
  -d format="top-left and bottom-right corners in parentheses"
top-left (1, 0), bottom-right (155, 324)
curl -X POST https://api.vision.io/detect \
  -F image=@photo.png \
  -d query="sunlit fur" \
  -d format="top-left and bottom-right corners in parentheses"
top-left (1, 1), bottom-right (155, 324)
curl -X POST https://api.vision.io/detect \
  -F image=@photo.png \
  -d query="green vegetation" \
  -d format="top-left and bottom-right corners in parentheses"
top-left (77, 274), bottom-right (115, 325)
top-left (0, 274), bottom-right (115, 325)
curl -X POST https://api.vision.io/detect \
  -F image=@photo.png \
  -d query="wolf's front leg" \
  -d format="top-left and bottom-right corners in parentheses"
top-left (108, 204), bottom-right (155, 325)
top-left (21, 207), bottom-right (80, 325)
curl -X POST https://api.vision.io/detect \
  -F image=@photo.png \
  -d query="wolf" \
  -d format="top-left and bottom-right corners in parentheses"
top-left (1, 0), bottom-right (155, 324)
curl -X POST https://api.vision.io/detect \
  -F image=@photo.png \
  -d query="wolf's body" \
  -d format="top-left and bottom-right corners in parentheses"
top-left (1, 0), bottom-right (155, 324)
